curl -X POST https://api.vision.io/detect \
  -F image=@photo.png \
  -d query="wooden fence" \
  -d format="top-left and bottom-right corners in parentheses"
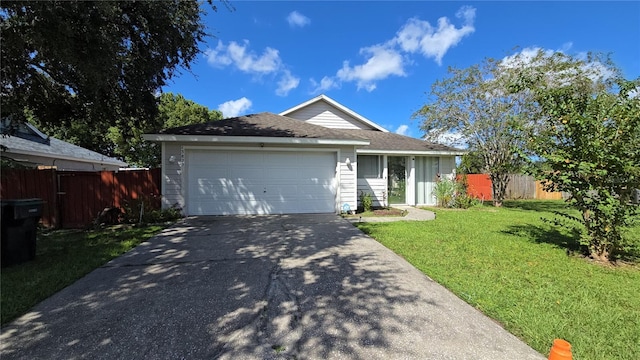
top-left (1, 168), bottom-right (161, 228)
top-left (464, 174), bottom-right (563, 200)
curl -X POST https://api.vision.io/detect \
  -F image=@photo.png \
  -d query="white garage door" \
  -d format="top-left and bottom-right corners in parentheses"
top-left (186, 150), bottom-right (337, 215)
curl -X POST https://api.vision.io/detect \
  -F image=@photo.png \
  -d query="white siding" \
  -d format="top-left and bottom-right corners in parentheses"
top-left (357, 178), bottom-right (387, 208)
top-left (338, 147), bottom-right (358, 212)
top-left (286, 102), bottom-right (375, 130)
top-left (162, 143), bottom-right (185, 210)
top-left (440, 156), bottom-right (456, 179)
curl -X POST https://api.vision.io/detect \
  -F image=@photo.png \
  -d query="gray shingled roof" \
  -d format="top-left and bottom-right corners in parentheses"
top-left (156, 112), bottom-right (463, 154)
top-left (336, 129), bottom-right (463, 153)
top-left (1, 135), bottom-right (128, 167)
top-left (159, 112), bottom-right (367, 141)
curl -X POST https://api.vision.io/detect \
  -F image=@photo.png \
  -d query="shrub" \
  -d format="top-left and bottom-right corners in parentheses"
top-left (121, 195), bottom-right (182, 224)
top-left (359, 191), bottom-right (373, 212)
top-left (433, 178), bottom-right (456, 207)
top-left (434, 175), bottom-right (478, 209)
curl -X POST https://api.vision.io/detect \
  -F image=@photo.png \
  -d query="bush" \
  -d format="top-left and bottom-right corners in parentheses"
top-left (121, 195), bottom-right (182, 224)
top-left (359, 191), bottom-right (373, 212)
top-left (434, 175), bottom-right (478, 209)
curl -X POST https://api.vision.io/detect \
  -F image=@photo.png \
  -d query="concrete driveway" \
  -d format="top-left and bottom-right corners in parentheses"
top-left (1, 215), bottom-right (544, 359)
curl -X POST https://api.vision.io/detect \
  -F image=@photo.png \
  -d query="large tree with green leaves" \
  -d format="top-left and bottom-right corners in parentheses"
top-left (512, 51), bottom-right (640, 261)
top-left (1, 0), bottom-right (221, 140)
top-left (108, 93), bottom-right (222, 167)
top-left (31, 93), bottom-right (221, 167)
top-left (414, 56), bottom-right (537, 206)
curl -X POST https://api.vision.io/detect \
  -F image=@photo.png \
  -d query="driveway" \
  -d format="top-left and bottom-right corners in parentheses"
top-left (1, 215), bottom-right (544, 359)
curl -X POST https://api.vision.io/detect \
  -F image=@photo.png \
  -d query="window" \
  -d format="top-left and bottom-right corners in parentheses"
top-left (358, 155), bottom-right (382, 179)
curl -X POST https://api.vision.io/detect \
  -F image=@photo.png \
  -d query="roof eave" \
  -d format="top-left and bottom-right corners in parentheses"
top-left (2, 148), bottom-right (128, 167)
top-left (142, 134), bottom-right (370, 146)
top-left (357, 148), bottom-right (466, 156)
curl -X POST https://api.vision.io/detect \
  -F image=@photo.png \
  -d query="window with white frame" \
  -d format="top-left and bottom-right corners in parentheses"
top-left (358, 155), bottom-right (383, 179)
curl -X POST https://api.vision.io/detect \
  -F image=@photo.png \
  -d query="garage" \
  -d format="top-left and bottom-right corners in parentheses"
top-left (186, 150), bottom-right (337, 215)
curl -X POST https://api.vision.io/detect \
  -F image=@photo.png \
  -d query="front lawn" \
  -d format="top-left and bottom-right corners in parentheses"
top-left (355, 200), bottom-right (640, 360)
top-left (1, 224), bottom-right (166, 325)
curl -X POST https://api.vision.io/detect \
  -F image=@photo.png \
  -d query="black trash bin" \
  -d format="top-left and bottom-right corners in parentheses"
top-left (1, 198), bottom-right (44, 267)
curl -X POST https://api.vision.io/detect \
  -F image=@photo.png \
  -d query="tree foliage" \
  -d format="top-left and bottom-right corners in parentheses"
top-left (107, 93), bottom-right (222, 168)
top-left (414, 56), bottom-right (536, 206)
top-left (513, 52), bottom-right (640, 261)
top-left (32, 93), bottom-right (221, 168)
top-left (1, 0), bottom-right (215, 138)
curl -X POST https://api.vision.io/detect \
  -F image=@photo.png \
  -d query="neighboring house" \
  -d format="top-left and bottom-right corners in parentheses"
top-left (143, 95), bottom-right (464, 215)
top-left (0, 121), bottom-right (127, 171)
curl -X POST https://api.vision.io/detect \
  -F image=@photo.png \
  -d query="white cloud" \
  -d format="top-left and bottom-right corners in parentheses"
top-left (287, 11), bottom-right (310, 28)
top-left (395, 125), bottom-right (410, 136)
top-left (276, 70), bottom-right (300, 96)
top-left (310, 76), bottom-right (340, 94)
top-left (311, 6), bottom-right (476, 91)
top-left (205, 40), bottom-right (281, 74)
top-left (218, 97), bottom-right (252, 118)
top-left (336, 45), bottom-right (406, 91)
top-left (395, 6), bottom-right (476, 65)
top-left (205, 40), bottom-right (300, 96)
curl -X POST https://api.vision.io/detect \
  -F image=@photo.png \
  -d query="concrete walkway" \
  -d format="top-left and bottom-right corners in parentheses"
top-left (1, 214), bottom-right (544, 359)
top-left (346, 205), bottom-right (436, 223)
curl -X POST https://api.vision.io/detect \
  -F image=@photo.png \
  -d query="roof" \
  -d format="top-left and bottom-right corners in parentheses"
top-left (0, 123), bottom-right (127, 167)
top-left (343, 129), bottom-right (466, 155)
top-left (155, 112), bottom-right (368, 142)
top-left (279, 94), bottom-right (389, 132)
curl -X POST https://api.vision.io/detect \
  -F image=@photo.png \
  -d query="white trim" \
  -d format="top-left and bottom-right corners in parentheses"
top-left (279, 94), bottom-right (389, 133)
top-left (357, 149), bottom-right (466, 156)
top-left (143, 134), bottom-right (369, 146)
top-left (161, 142), bottom-right (168, 209)
top-left (336, 148), bottom-right (342, 213)
top-left (3, 148), bottom-right (127, 167)
top-left (183, 145), bottom-right (340, 153)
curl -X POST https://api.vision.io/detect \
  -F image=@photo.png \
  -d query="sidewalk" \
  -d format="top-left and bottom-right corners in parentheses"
top-left (345, 205), bottom-right (436, 223)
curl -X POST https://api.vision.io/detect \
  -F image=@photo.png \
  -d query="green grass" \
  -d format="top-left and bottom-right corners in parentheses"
top-left (355, 200), bottom-right (640, 360)
top-left (1, 224), bottom-right (166, 325)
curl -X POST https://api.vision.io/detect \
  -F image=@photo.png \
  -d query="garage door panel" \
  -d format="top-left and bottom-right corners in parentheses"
top-left (187, 150), bottom-right (336, 215)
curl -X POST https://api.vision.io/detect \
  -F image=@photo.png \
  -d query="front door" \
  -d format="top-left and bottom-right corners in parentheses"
top-left (387, 156), bottom-right (406, 204)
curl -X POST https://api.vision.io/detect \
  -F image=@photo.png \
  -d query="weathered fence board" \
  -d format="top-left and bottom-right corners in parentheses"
top-left (1, 168), bottom-right (160, 228)
top-left (464, 173), bottom-right (563, 201)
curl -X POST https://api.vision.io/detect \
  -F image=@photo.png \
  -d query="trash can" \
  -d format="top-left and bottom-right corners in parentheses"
top-left (1, 198), bottom-right (44, 267)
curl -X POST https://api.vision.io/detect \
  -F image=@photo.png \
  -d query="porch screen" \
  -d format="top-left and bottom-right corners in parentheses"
top-left (415, 157), bottom-right (439, 205)
top-left (358, 155), bottom-right (382, 178)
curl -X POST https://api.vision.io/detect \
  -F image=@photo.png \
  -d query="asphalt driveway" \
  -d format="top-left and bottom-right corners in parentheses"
top-left (1, 214), bottom-right (545, 359)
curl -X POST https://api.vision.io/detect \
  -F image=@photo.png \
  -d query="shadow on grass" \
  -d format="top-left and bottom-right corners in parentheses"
top-left (502, 200), bottom-right (569, 213)
top-left (502, 223), bottom-right (585, 255)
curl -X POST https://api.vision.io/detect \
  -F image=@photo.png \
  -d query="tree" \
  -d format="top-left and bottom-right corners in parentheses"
top-left (1, 1), bottom-right (219, 138)
top-left (457, 150), bottom-right (485, 174)
top-left (31, 92), bottom-right (221, 167)
top-left (515, 53), bottom-right (640, 261)
top-left (414, 56), bottom-right (535, 206)
top-left (107, 93), bottom-right (222, 167)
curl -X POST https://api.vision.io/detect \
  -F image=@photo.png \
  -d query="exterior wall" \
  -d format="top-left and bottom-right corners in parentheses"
top-left (338, 147), bottom-right (358, 212)
top-left (439, 156), bottom-right (456, 180)
top-left (160, 142), bottom-right (358, 214)
top-left (357, 178), bottom-right (386, 207)
top-left (162, 142), bottom-right (185, 209)
top-left (2, 152), bottom-right (121, 171)
top-left (285, 102), bottom-right (374, 130)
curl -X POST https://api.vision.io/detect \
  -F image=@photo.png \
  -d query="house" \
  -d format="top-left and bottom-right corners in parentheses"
top-left (0, 121), bottom-right (127, 171)
top-left (143, 95), bottom-right (464, 215)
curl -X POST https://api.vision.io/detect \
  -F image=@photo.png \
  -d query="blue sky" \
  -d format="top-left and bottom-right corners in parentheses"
top-left (163, 1), bottom-right (640, 139)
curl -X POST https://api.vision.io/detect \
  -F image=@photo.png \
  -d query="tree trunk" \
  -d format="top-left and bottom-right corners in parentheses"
top-left (490, 172), bottom-right (509, 207)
